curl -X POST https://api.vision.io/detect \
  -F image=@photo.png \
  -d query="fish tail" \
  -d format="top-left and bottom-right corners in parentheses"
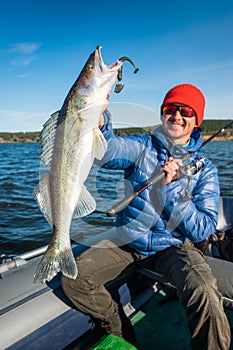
top-left (33, 244), bottom-right (78, 283)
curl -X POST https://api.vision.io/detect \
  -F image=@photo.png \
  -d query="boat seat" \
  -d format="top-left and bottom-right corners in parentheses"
top-left (137, 266), bottom-right (233, 311)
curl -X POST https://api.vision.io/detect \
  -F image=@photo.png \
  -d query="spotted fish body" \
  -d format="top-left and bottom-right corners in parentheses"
top-left (33, 46), bottom-right (122, 283)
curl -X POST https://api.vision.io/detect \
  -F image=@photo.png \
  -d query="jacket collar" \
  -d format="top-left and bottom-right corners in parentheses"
top-left (152, 126), bottom-right (203, 159)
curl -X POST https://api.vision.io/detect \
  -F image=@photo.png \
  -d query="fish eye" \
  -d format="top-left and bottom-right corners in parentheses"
top-left (85, 63), bottom-right (93, 72)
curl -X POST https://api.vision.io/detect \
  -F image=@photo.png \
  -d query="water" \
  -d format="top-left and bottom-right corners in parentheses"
top-left (1, 141), bottom-right (233, 256)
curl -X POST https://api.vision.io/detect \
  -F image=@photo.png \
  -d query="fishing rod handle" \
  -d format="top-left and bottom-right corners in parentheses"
top-left (149, 172), bottom-right (165, 185)
top-left (106, 172), bottom-right (165, 217)
top-left (106, 192), bottom-right (139, 217)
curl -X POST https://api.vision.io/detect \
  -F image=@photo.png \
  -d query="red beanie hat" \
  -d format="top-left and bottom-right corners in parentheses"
top-left (160, 84), bottom-right (205, 127)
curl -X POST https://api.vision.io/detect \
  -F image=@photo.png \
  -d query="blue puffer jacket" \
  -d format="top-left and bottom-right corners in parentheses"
top-left (100, 110), bottom-right (220, 255)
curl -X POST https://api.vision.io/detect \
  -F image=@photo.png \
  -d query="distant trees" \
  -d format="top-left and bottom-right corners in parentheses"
top-left (0, 120), bottom-right (232, 142)
top-left (0, 132), bottom-right (40, 142)
top-left (201, 120), bottom-right (233, 135)
top-left (114, 120), bottom-right (233, 137)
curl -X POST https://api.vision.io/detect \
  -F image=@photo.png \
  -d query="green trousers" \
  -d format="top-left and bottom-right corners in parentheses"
top-left (61, 239), bottom-right (231, 350)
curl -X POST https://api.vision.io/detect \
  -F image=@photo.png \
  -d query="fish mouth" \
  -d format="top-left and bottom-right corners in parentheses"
top-left (95, 45), bottom-right (122, 72)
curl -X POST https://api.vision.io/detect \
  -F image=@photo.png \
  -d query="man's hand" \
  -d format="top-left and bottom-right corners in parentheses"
top-left (162, 157), bottom-right (182, 184)
top-left (99, 93), bottom-right (110, 129)
top-left (99, 114), bottom-right (105, 129)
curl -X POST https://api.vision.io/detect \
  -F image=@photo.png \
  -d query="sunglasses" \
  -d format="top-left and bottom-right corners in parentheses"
top-left (162, 104), bottom-right (196, 118)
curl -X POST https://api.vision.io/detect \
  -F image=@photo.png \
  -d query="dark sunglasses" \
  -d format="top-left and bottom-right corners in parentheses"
top-left (162, 104), bottom-right (196, 118)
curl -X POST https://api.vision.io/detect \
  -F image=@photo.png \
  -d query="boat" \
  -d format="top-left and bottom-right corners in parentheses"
top-left (1, 196), bottom-right (233, 350)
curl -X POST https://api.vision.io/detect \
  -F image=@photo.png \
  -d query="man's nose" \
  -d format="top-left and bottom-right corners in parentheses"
top-left (172, 111), bottom-right (182, 119)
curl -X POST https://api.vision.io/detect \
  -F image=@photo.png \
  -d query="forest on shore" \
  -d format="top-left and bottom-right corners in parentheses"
top-left (0, 119), bottom-right (232, 143)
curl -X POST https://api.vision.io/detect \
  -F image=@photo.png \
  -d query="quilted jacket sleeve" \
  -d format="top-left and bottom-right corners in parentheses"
top-left (99, 110), bottom-right (146, 170)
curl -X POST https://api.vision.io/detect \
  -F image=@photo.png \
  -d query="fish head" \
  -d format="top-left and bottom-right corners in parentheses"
top-left (72, 46), bottom-right (123, 112)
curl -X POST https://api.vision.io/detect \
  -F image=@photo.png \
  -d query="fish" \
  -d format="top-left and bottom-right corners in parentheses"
top-left (33, 46), bottom-right (123, 283)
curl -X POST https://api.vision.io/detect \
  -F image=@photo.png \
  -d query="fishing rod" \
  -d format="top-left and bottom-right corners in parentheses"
top-left (106, 120), bottom-right (233, 217)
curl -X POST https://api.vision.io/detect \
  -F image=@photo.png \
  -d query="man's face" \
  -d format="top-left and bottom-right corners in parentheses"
top-left (161, 104), bottom-right (197, 145)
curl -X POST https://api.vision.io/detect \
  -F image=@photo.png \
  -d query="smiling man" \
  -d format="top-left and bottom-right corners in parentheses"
top-left (160, 84), bottom-right (205, 184)
top-left (62, 84), bottom-right (231, 350)
top-left (161, 84), bottom-right (204, 144)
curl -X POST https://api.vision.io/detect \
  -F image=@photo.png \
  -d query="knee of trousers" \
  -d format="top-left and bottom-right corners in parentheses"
top-left (179, 270), bottom-right (222, 308)
top-left (61, 272), bottom-right (95, 299)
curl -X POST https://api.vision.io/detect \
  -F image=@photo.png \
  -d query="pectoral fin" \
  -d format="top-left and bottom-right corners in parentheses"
top-left (33, 175), bottom-right (53, 226)
top-left (93, 128), bottom-right (107, 160)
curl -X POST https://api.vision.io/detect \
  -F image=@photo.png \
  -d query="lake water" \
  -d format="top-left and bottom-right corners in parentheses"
top-left (1, 141), bottom-right (233, 256)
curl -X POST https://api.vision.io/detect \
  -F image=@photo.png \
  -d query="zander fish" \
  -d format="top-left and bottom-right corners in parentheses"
top-left (33, 46), bottom-right (123, 283)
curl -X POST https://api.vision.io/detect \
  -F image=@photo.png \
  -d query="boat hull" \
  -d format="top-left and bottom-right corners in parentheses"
top-left (1, 197), bottom-right (233, 349)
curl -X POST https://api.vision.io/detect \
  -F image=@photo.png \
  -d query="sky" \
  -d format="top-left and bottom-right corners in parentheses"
top-left (1, 0), bottom-right (233, 131)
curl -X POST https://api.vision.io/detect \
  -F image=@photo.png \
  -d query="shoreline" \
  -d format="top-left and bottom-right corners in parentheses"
top-left (1, 120), bottom-right (232, 144)
top-left (1, 135), bottom-right (233, 144)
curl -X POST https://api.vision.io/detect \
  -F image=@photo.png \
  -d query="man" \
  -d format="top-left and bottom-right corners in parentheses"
top-left (62, 84), bottom-right (231, 350)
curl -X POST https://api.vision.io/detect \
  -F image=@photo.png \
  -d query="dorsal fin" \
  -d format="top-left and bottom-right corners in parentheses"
top-left (40, 111), bottom-right (59, 166)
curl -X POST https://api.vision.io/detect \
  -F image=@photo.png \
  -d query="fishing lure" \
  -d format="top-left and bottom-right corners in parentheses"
top-left (114, 56), bottom-right (139, 93)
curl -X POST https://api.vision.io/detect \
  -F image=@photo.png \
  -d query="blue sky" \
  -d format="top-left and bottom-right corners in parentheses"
top-left (1, 0), bottom-right (233, 131)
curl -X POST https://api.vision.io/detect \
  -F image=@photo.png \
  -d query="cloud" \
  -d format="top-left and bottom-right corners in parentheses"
top-left (0, 109), bottom-right (47, 131)
top-left (1, 42), bottom-right (41, 68)
top-left (7, 42), bottom-right (40, 55)
top-left (10, 56), bottom-right (36, 67)
top-left (178, 60), bottom-right (233, 77)
top-left (17, 73), bottom-right (30, 78)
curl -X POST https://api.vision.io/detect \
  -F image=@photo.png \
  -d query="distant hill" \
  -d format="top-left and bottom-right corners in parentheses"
top-left (0, 119), bottom-right (232, 143)
top-left (0, 131), bottom-right (40, 143)
top-left (114, 119), bottom-right (233, 139)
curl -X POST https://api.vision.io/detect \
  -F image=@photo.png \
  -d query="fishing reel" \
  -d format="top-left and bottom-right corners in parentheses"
top-left (179, 156), bottom-right (206, 201)
top-left (184, 156), bottom-right (206, 177)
